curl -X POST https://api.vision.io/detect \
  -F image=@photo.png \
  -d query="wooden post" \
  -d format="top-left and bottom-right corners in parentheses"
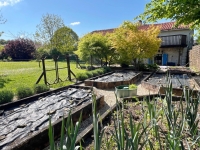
top-left (76, 55), bottom-right (78, 68)
top-left (42, 58), bottom-right (47, 85)
top-left (54, 57), bottom-right (59, 83)
top-left (66, 54), bottom-right (71, 81)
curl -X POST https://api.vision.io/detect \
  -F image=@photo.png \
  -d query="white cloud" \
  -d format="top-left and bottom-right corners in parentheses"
top-left (0, 0), bottom-right (22, 7)
top-left (70, 22), bottom-right (80, 26)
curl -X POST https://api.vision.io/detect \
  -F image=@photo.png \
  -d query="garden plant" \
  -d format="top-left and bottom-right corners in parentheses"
top-left (48, 75), bottom-right (200, 149)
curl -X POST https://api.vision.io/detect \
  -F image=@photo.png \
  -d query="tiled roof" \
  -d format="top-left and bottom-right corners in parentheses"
top-left (138, 21), bottom-right (190, 31)
top-left (91, 22), bottom-right (190, 34)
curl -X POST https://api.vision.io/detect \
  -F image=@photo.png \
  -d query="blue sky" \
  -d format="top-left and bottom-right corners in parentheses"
top-left (0, 0), bottom-right (166, 40)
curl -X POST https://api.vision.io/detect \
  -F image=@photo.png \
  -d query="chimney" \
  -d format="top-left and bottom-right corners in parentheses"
top-left (138, 20), bottom-right (142, 26)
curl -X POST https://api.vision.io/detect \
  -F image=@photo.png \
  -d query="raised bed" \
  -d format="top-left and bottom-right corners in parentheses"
top-left (80, 93), bottom-right (200, 149)
top-left (85, 71), bottom-right (143, 89)
top-left (0, 85), bottom-right (104, 150)
top-left (141, 72), bottom-right (199, 96)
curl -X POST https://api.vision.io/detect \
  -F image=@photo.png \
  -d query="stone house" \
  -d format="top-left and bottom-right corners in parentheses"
top-left (92, 21), bottom-right (194, 66)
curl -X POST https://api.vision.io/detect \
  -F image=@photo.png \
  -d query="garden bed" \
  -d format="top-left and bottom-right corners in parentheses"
top-left (141, 72), bottom-right (199, 96)
top-left (0, 85), bottom-right (104, 150)
top-left (85, 71), bottom-right (142, 89)
top-left (82, 92), bottom-right (200, 149)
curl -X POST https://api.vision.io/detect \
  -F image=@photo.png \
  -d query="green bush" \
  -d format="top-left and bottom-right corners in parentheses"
top-left (103, 67), bottom-right (112, 73)
top-left (0, 90), bottom-right (14, 104)
top-left (91, 70), bottom-right (99, 76)
top-left (34, 84), bottom-right (50, 94)
top-left (129, 84), bottom-right (137, 89)
top-left (76, 72), bottom-right (88, 81)
top-left (96, 68), bottom-right (104, 75)
top-left (86, 71), bottom-right (93, 78)
top-left (16, 86), bottom-right (34, 99)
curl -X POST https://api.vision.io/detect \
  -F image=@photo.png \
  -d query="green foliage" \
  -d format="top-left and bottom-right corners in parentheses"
top-left (102, 67), bottom-right (112, 73)
top-left (48, 110), bottom-right (82, 150)
top-left (91, 70), bottom-right (99, 76)
top-left (136, 0), bottom-right (199, 29)
top-left (111, 21), bottom-right (161, 68)
top-left (86, 71), bottom-right (93, 78)
top-left (76, 32), bottom-right (115, 65)
top-left (96, 68), bottom-right (104, 75)
top-left (51, 26), bottom-right (78, 54)
top-left (33, 84), bottom-right (50, 94)
top-left (16, 86), bottom-right (34, 99)
top-left (76, 72), bottom-right (88, 81)
top-left (0, 90), bottom-right (14, 104)
top-left (49, 48), bottom-right (62, 59)
top-left (129, 84), bottom-right (137, 89)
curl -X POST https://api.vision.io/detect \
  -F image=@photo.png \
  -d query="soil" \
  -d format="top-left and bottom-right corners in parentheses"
top-left (83, 98), bottom-right (200, 149)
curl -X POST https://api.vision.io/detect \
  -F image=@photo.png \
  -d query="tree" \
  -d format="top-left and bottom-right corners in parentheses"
top-left (51, 26), bottom-right (78, 54)
top-left (136, 0), bottom-right (200, 28)
top-left (111, 21), bottom-right (161, 68)
top-left (76, 32), bottom-right (114, 66)
top-left (35, 13), bottom-right (64, 49)
top-left (4, 38), bottom-right (36, 60)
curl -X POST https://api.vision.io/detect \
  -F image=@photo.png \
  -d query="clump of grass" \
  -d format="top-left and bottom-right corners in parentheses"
top-left (91, 70), bottom-right (99, 77)
top-left (0, 90), bottom-right (14, 104)
top-left (76, 72), bottom-right (88, 81)
top-left (129, 84), bottom-right (137, 89)
top-left (86, 71), bottom-right (93, 78)
top-left (96, 68), bottom-right (104, 75)
top-left (16, 86), bottom-right (34, 99)
top-left (33, 84), bottom-right (50, 94)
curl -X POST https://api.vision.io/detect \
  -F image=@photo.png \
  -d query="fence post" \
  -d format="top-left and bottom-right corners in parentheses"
top-left (66, 54), bottom-right (71, 81)
top-left (76, 55), bottom-right (78, 68)
top-left (42, 58), bottom-right (47, 85)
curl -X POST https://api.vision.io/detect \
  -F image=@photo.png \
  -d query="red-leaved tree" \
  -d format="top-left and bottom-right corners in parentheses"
top-left (4, 38), bottom-right (36, 60)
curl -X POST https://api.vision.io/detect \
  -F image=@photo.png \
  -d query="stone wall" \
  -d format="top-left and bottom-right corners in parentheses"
top-left (190, 45), bottom-right (200, 72)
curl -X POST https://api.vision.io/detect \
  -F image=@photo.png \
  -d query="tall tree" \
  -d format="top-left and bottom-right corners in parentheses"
top-left (136, 0), bottom-right (200, 28)
top-left (76, 32), bottom-right (114, 66)
top-left (51, 26), bottom-right (78, 54)
top-left (35, 13), bottom-right (64, 49)
top-left (111, 21), bottom-right (161, 68)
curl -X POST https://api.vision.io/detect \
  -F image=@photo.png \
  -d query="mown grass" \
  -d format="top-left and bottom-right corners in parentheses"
top-left (0, 60), bottom-right (87, 94)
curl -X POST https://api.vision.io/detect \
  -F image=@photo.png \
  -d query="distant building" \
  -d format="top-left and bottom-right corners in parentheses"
top-left (92, 21), bottom-right (194, 66)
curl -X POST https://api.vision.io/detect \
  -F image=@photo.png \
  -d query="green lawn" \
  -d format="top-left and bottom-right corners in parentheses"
top-left (0, 60), bottom-right (87, 94)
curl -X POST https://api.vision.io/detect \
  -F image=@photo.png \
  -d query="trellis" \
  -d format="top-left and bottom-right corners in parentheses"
top-left (36, 54), bottom-right (76, 85)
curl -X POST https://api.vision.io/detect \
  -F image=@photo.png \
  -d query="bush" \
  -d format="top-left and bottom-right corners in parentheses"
top-left (91, 70), bottom-right (99, 76)
top-left (96, 68), bottom-right (104, 75)
top-left (16, 86), bottom-right (33, 99)
top-left (103, 67), bottom-right (112, 73)
top-left (76, 73), bottom-right (88, 81)
top-left (129, 84), bottom-right (137, 89)
top-left (86, 71), bottom-right (93, 78)
top-left (4, 38), bottom-right (36, 60)
top-left (34, 84), bottom-right (50, 94)
top-left (0, 90), bottom-right (14, 104)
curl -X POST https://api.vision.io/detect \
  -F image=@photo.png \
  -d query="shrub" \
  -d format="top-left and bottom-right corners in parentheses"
top-left (4, 38), bottom-right (36, 60)
top-left (129, 84), bottom-right (137, 89)
top-left (0, 90), bottom-right (14, 104)
top-left (86, 71), bottom-right (93, 78)
top-left (16, 86), bottom-right (33, 99)
top-left (103, 67), bottom-right (112, 73)
top-left (76, 72), bottom-right (88, 81)
top-left (34, 84), bottom-right (50, 94)
top-left (91, 70), bottom-right (99, 76)
top-left (96, 68), bottom-right (104, 75)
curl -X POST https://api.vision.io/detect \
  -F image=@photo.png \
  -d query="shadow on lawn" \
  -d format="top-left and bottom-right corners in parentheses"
top-left (0, 77), bottom-right (12, 88)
